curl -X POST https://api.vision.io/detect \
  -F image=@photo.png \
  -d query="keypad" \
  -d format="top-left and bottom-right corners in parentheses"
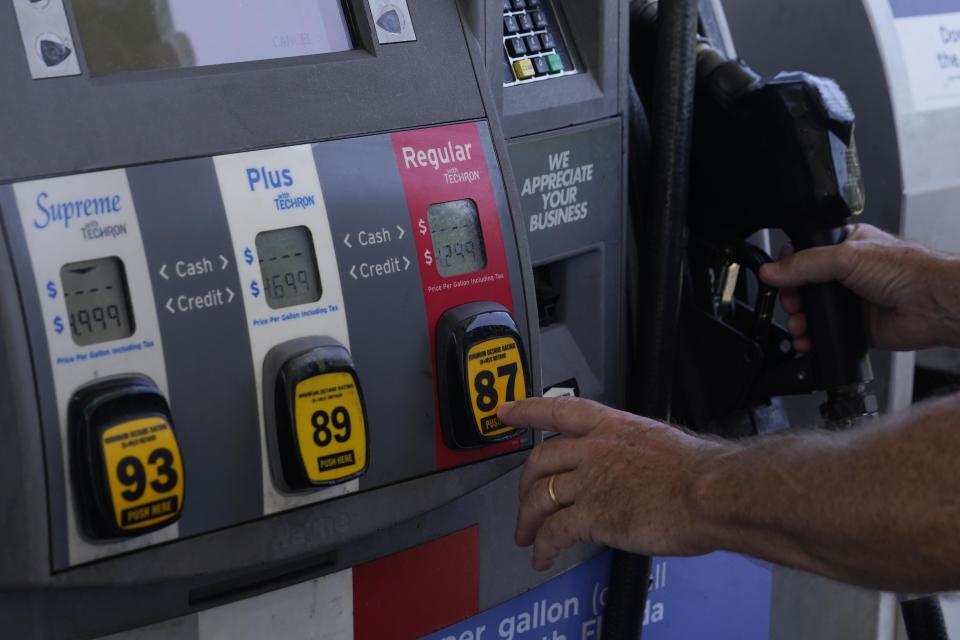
top-left (503, 0), bottom-right (575, 85)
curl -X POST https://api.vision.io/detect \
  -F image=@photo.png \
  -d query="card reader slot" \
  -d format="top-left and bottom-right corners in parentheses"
top-left (533, 264), bottom-right (562, 328)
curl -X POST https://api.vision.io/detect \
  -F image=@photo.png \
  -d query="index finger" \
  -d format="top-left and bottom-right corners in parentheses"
top-left (498, 396), bottom-right (614, 437)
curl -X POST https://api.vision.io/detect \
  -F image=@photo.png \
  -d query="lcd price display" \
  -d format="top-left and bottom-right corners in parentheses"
top-left (427, 199), bottom-right (488, 278)
top-left (73, 0), bottom-right (354, 74)
top-left (256, 226), bottom-right (323, 310)
top-left (60, 257), bottom-right (136, 346)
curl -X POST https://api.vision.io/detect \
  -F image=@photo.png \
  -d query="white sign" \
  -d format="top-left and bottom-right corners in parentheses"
top-left (891, 1), bottom-right (960, 111)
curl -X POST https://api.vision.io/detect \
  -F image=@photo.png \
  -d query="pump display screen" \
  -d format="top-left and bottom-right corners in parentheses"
top-left (60, 257), bottom-right (136, 346)
top-left (72, 0), bottom-right (354, 75)
top-left (256, 226), bottom-right (323, 310)
top-left (427, 200), bottom-right (488, 278)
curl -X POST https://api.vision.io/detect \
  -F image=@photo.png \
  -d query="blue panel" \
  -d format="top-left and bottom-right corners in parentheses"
top-left (889, 0), bottom-right (960, 18)
top-left (424, 551), bottom-right (772, 640)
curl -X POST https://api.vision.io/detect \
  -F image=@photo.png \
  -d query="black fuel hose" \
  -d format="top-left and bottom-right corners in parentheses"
top-left (605, 0), bottom-right (699, 638)
top-left (902, 595), bottom-right (950, 640)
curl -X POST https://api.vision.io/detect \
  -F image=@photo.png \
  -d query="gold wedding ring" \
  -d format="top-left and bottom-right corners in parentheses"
top-left (547, 473), bottom-right (562, 509)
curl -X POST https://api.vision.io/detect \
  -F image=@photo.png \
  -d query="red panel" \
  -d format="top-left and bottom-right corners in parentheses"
top-left (353, 526), bottom-right (480, 640)
top-left (391, 123), bottom-right (521, 470)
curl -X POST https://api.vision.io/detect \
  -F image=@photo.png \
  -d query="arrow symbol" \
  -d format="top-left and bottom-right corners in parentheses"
top-left (226, 287), bottom-right (235, 303)
top-left (403, 256), bottom-right (411, 271)
top-left (220, 254), bottom-right (229, 271)
top-left (159, 264), bottom-right (169, 280)
top-left (350, 265), bottom-right (358, 280)
top-left (397, 225), bottom-right (406, 240)
top-left (165, 298), bottom-right (175, 314)
top-left (344, 233), bottom-right (352, 249)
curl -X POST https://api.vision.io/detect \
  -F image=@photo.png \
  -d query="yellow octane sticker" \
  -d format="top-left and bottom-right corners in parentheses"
top-left (465, 336), bottom-right (527, 438)
top-left (294, 371), bottom-right (368, 483)
top-left (100, 417), bottom-right (184, 531)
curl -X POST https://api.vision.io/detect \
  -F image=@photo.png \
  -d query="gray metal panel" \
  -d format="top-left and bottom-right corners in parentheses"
top-left (0, 186), bottom-right (70, 575)
top-left (507, 119), bottom-right (622, 263)
top-left (0, 187), bottom-right (57, 584)
top-left (127, 159), bottom-right (264, 534)
top-left (506, 118), bottom-right (625, 407)
top-left (312, 134), bottom-right (437, 486)
top-left (0, 0), bottom-right (485, 183)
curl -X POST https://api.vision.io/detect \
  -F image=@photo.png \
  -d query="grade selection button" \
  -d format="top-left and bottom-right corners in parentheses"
top-left (274, 343), bottom-right (369, 489)
top-left (437, 302), bottom-right (530, 449)
top-left (69, 376), bottom-right (184, 539)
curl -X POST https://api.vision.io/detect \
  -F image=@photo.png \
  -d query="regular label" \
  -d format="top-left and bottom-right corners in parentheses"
top-left (294, 371), bottom-right (368, 483)
top-left (465, 336), bottom-right (527, 438)
top-left (100, 417), bottom-right (184, 531)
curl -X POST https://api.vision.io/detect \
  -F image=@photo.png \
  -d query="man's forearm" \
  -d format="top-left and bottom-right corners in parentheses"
top-left (692, 393), bottom-right (960, 591)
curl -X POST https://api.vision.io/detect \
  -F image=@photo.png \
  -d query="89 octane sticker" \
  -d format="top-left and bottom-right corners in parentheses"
top-left (294, 371), bottom-right (368, 484)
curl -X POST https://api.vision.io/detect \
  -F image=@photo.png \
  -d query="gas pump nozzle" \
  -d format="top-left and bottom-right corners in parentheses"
top-left (689, 42), bottom-right (876, 427)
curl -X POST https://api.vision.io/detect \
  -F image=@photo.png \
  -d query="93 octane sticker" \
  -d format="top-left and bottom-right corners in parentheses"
top-left (100, 417), bottom-right (184, 531)
top-left (465, 336), bottom-right (527, 438)
top-left (294, 371), bottom-right (368, 483)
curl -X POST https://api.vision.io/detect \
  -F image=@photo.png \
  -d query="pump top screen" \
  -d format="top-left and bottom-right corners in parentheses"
top-left (72, 0), bottom-right (354, 75)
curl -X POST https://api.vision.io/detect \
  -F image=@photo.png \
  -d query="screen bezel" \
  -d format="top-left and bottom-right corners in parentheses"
top-left (0, 0), bottom-right (487, 185)
top-left (70, 0), bottom-right (360, 77)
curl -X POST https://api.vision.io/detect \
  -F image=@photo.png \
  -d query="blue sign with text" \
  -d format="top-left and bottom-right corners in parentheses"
top-left (422, 551), bottom-right (772, 640)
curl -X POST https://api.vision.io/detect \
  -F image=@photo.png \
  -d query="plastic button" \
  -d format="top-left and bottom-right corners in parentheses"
top-left (513, 58), bottom-right (536, 80)
top-left (508, 37), bottom-right (527, 57)
top-left (546, 53), bottom-right (564, 73)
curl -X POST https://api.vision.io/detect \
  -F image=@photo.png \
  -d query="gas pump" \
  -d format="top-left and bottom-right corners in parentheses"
top-left (0, 0), bottom-right (940, 638)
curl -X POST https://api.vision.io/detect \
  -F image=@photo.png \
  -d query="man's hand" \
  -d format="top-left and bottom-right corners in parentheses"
top-left (501, 397), bottom-right (728, 571)
top-left (759, 223), bottom-right (960, 352)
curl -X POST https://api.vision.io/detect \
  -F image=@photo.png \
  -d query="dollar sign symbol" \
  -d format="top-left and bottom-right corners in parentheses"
top-left (418, 219), bottom-right (428, 236)
top-left (250, 280), bottom-right (261, 298)
top-left (53, 316), bottom-right (64, 334)
top-left (244, 248), bottom-right (254, 265)
top-left (423, 249), bottom-right (433, 267)
top-left (46, 280), bottom-right (57, 299)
